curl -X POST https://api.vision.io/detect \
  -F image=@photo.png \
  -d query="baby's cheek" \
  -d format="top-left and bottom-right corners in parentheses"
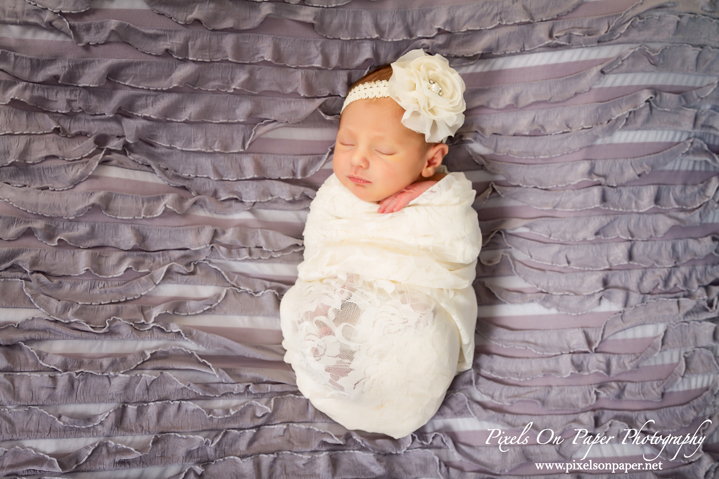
top-left (331, 154), bottom-right (341, 173)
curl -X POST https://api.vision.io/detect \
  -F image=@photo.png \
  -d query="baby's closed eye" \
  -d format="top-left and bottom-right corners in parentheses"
top-left (375, 149), bottom-right (395, 156)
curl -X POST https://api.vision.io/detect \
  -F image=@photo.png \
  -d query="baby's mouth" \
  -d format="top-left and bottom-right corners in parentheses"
top-left (348, 175), bottom-right (371, 184)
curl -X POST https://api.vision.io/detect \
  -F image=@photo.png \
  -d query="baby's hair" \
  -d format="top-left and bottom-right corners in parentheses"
top-left (348, 64), bottom-right (392, 92)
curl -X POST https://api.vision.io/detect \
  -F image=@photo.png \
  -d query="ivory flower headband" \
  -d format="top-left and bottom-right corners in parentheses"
top-left (341, 50), bottom-right (466, 143)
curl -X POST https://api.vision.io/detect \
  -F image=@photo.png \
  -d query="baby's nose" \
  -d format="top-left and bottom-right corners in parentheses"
top-left (350, 147), bottom-right (370, 168)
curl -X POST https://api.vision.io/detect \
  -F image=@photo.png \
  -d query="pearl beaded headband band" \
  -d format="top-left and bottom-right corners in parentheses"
top-left (341, 79), bottom-right (443, 114)
top-left (340, 81), bottom-right (389, 113)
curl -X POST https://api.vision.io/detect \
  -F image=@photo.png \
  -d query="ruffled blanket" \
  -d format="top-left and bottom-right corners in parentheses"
top-left (280, 172), bottom-right (481, 438)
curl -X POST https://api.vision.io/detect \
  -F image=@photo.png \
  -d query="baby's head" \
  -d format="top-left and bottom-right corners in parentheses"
top-left (333, 50), bottom-right (466, 203)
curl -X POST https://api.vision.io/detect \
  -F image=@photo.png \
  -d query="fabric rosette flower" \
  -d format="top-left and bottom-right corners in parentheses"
top-left (387, 50), bottom-right (466, 143)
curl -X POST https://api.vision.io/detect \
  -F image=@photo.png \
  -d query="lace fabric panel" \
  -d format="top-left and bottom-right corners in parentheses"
top-left (281, 273), bottom-right (459, 439)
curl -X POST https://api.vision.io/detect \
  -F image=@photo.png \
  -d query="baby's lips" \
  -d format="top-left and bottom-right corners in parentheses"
top-left (348, 175), bottom-right (371, 184)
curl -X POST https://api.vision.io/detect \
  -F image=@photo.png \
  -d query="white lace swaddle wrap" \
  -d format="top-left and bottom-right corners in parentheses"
top-left (280, 172), bottom-right (481, 438)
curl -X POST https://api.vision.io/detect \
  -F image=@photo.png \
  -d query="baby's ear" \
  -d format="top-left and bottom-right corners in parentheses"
top-left (421, 143), bottom-right (449, 177)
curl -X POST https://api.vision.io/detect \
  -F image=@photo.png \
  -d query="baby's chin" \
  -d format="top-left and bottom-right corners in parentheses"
top-left (347, 186), bottom-right (382, 204)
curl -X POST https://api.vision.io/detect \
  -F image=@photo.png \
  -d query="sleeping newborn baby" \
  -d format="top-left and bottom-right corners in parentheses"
top-left (280, 50), bottom-right (482, 438)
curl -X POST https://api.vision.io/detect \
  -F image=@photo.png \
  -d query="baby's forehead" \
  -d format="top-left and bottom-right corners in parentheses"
top-left (337, 99), bottom-right (430, 148)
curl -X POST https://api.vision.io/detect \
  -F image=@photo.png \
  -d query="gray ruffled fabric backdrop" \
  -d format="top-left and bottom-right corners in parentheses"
top-left (1, 0), bottom-right (718, 478)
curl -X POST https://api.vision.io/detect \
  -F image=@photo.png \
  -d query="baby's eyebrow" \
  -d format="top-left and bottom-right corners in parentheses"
top-left (336, 126), bottom-right (353, 137)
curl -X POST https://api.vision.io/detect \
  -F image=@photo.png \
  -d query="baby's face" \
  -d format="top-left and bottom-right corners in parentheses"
top-left (333, 98), bottom-right (431, 203)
